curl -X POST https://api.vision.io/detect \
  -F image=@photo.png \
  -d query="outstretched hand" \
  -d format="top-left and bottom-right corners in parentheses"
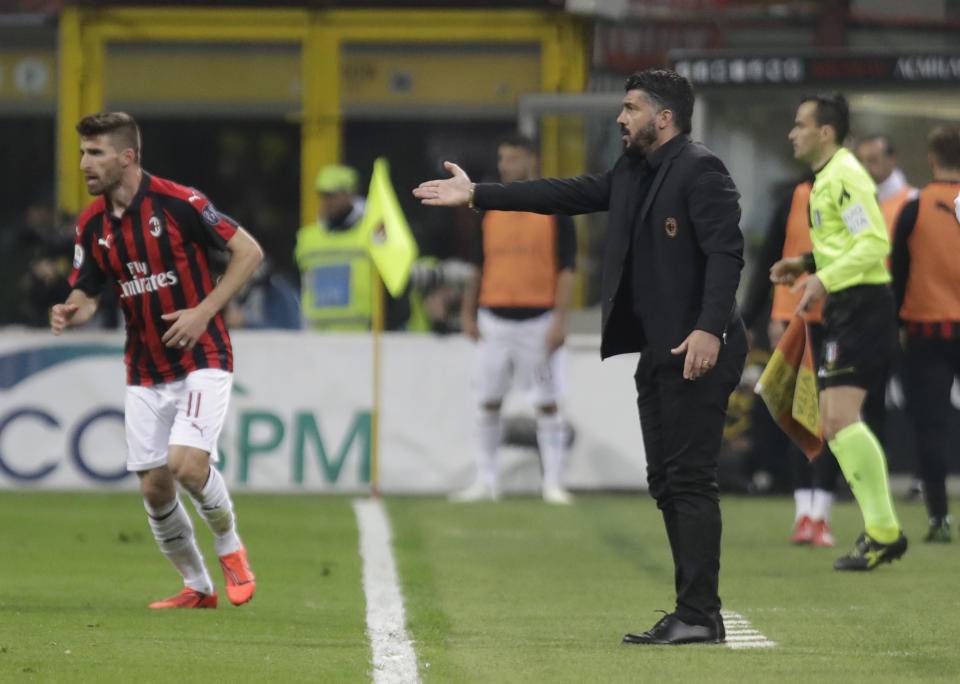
top-left (413, 162), bottom-right (473, 207)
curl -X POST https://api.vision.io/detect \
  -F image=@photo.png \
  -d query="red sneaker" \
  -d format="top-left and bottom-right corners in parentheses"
top-left (811, 519), bottom-right (836, 547)
top-left (149, 588), bottom-right (217, 609)
top-left (219, 546), bottom-right (256, 606)
top-left (791, 515), bottom-right (814, 544)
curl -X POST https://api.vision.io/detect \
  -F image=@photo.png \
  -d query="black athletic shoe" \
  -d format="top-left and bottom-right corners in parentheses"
top-left (833, 531), bottom-right (908, 571)
top-left (924, 517), bottom-right (952, 543)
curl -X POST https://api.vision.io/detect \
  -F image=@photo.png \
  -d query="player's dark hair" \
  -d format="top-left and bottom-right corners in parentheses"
top-left (624, 69), bottom-right (694, 135)
top-left (928, 124), bottom-right (960, 170)
top-left (499, 133), bottom-right (538, 156)
top-left (858, 133), bottom-right (895, 156)
top-left (800, 93), bottom-right (849, 144)
top-left (76, 112), bottom-right (142, 163)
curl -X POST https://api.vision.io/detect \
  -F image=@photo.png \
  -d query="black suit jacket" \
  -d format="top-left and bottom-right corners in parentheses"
top-left (474, 134), bottom-right (744, 362)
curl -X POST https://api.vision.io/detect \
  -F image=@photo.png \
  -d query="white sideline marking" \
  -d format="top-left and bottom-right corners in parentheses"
top-left (353, 498), bottom-right (420, 683)
top-left (721, 610), bottom-right (776, 649)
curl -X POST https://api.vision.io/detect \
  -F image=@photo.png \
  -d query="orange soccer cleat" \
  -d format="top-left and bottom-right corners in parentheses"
top-left (811, 519), bottom-right (836, 547)
top-left (149, 587), bottom-right (218, 609)
top-left (219, 546), bottom-right (256, 606)
top-left (791, 515), bottom-right (814, 544)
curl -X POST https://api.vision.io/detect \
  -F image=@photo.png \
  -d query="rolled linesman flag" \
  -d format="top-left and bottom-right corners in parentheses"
top-left (359, 157), bottom-right (418, 297)
top-left (754, 315), bottom-right (824, 460)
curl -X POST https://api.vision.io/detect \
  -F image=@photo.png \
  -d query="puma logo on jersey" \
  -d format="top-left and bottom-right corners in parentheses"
top-left (191, 422), bottom-right (205, 437)
top-left (98, 235), bottom-right (111, 250)
top-left (188, 193), bottom-right (203, 203)
top-left (149, 215), bottom-right (162, 237)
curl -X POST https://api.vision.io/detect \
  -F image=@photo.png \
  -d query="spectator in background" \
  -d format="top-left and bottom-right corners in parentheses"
top-left (855, 134), bottom-right (918, 235)
top-left (295, 164), bottom-right (408, 331)
top-left (451, 134), bottom-right (577, 505)
top-left (18, 207), bottom-right (74, 327)
top-left (407, 257), bottom-right (473, 334)
top-left (223, 256), bottom-right (301, 330)
top-left (891, 124), bottom-right (960, 543)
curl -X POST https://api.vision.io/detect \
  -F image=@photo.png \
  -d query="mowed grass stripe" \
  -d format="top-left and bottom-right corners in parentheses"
top-left (0, 492), bottom-right (371, 683)
top-left (388, 494), bottom-right (960, 683)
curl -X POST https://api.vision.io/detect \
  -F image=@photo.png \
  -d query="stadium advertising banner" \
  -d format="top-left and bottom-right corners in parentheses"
top-left (0, 330), bottom-right (645, 493)
top-left (670, 51), bottom-right (960, 86)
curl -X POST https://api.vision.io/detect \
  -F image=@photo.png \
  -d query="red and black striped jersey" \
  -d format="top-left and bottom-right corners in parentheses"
top-left (69, 172), bottom-right (239, 386)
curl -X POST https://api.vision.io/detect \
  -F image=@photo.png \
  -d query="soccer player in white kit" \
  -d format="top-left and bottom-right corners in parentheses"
top-left (52, 112), bottom-right (262, 608)
top-left (454, 134), bottom-right (577, 504)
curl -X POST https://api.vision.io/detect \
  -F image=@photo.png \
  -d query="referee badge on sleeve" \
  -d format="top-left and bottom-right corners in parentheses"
top-left (664, 217), bottom-right (678, 238)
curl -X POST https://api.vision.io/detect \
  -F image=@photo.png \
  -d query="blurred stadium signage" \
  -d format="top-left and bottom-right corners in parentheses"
top-left (670, 51), bottom-right (960, 85)
top-left (0, 331), bottom-right (646, 493)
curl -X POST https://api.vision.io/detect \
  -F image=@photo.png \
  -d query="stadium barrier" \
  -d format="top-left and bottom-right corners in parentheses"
top-left (0, 330), bottom-right (645, 493)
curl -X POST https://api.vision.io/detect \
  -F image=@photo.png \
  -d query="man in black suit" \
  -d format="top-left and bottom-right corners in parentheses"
top-left (414, 69), bottom-right (747, 645)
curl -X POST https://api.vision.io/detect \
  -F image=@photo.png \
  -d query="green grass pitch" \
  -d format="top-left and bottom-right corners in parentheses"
top-left (1, 492), bottom-right (958, 682)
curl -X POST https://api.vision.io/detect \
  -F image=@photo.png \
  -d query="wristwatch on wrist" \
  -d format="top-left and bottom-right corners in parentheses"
top-left (468, 183), bottom-right (478, 212)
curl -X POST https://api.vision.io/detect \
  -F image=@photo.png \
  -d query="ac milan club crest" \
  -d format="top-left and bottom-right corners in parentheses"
top-left (664, 217), bottom-right (678, 238)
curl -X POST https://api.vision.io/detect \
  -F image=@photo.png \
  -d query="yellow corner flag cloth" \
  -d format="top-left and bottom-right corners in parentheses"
top-left (359, 157), bottom-right (418, 297)
top-left (754, 315), bottom-right (823, 460)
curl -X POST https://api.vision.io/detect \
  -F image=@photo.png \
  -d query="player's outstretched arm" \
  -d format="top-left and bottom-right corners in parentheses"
top-left (413, 162), bottom-right (472, 207)
top-left (50, 289), bottom-right (100, 335)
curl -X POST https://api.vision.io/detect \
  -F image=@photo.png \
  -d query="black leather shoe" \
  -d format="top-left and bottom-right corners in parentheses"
top-left (622, 611), bottom-right (725, 645)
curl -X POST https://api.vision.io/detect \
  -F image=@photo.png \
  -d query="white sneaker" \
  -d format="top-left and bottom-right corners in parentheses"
top-left (449, 481), bottom-right (500, 503)
top-left (542, 485), bottom-right (574, 505)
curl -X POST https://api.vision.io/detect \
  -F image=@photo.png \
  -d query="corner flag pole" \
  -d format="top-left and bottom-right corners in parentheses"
top-left (370, 270), bottom-right (385, 498)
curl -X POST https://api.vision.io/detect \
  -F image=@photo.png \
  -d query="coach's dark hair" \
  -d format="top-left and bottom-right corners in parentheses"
top-left (929, 124), bottom-right (960, 170)
top-left (623, 69), bottom-right (694, 135)
top-left (499, 133), bottom-right (538, 156)
top-left (800, 93), bottom-right (849, 144)
top-left (76, 112), bottom-right (142, 163)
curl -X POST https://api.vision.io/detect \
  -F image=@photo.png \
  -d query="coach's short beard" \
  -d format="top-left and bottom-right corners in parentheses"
top-left (623, 122), bottom-right (657, 159)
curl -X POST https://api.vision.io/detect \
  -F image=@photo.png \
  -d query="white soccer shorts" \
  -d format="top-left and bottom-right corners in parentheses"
top-left (474, 308), bottom-right (565, 406)
top-left (124, 368), bottom-right (233, 472)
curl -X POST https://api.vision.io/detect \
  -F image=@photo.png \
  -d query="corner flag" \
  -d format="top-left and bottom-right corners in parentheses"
top-left (754, 315), bottom-right (823, 460)
top-left (360, 157), bottom-right (418, 297)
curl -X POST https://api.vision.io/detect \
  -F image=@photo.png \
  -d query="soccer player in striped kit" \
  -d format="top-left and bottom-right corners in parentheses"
top-left (51, 112), bottom-right (262, 608)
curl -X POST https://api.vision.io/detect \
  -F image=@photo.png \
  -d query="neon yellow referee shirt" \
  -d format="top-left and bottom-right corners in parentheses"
top-left (809, 147), bottom-right (891, 293)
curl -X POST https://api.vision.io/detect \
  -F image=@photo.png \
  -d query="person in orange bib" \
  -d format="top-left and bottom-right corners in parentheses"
top-left (891, 124), bottom-right (960, 543)
top-left (745, 180), bottom-right (839, 546)
top-left (855, 134), bottom-right (918, 237)
top-left (453, 134), bottom-right (577, 505)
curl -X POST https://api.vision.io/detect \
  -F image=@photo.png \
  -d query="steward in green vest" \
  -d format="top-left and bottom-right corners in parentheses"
top-left (295, 164), bottom-right (374, 331)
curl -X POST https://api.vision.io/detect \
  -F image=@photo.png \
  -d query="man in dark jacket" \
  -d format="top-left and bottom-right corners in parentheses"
top-left (414, 68), bottom-right (747, 645)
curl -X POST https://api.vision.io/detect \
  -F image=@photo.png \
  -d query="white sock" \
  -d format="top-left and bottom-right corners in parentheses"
top-left (536, 412), bottom-right (566, 489)
top-left (190, 467), bottom-right (242, 557)
top-left (145, 497), bottom-right (213, 594)
top-left (476, 408), bottom-right (501, 489)
top-left (811, 488), bottom-right (834, 523)
top-left (794, 488), bottom-right (813, 521)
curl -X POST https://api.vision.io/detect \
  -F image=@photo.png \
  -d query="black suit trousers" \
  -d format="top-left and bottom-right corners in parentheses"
top-left (634, 323), bottom-right (747, 625)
